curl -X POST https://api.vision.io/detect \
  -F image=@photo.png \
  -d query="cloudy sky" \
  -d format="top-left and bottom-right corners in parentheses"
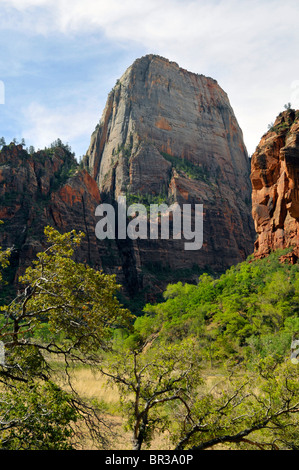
top-left (0, 0), bottom-right (298, 159)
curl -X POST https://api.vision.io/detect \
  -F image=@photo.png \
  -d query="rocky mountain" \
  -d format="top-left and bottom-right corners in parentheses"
top-left (251, 108), bottom-right (299, 260)
top-left (0, 143), bottom-right (105, 299)
top-left (0, 55), bottom-right (256, 305)
top-left (84, 55), bottom-right (255, 276)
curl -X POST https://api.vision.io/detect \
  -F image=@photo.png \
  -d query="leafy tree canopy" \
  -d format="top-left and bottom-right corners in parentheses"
top-left (134, 250), bottom-right (299, 364)
top-left (0, 225), bottom-right (133, 449)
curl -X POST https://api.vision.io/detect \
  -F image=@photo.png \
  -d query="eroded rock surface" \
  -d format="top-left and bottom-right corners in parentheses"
top-left (84, 54), bottom-right (255, 274)
top-left (251, 109), bottom-right (299, 259)
top-left (0, 144), bottom-right (105, 291)
top-left (0, 55), bottom-right (256, 305)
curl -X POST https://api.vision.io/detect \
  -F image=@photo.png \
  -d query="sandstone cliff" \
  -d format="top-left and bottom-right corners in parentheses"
top-left (251, 108), bottom-right (299, 259)
top-left (0, 144), bottom-right (104, 295)
top-left (0, 143), bottom-right (159, 304)
top-left (0, 55), bottom-right (256, 306)
top-left (84, 54), bottom-right (255, 275)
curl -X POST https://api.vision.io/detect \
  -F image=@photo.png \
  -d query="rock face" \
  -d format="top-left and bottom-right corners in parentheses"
top-left (84, 54), bottom-right (255, 275)
top-left (0, 144), bottom-right (106, 295)
top-left (0, 143), bottom-right (166, 304)
top-left (0, 55), bottom-right (256, 306)
top-left (251, 109), bottom-right (299, 259)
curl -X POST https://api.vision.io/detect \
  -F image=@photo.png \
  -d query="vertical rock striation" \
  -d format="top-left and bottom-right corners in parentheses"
top-left (84, 54), bottom-right (255, 276)
top-left (0, 144), bottom-right (105, 293)
top-left (251, 108), bottom-right (299, 259)
top-left (0, 55), bottom-right (256, 305)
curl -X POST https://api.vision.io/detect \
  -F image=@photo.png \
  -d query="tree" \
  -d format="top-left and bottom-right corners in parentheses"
top-left (173, 358), bottom-right (299, 450)
top-left (0, 381), bottom-right (78, 450)
top-left (103, 334), bottom-right (299, 450)
top-left (100, 337), bottom-right (201, 450)
top-left (0, 224), bottom-right (11, 284)
top-left (1, 224), bottom-right (297, 450)
top-left (50, 138), bottom-right (73, 154)
top-left (0, 225), bottom-right (132, 449)
top-left (0, 137), bottom-right (6, 148)
top-left (139, 252), bottom-right (299, 364)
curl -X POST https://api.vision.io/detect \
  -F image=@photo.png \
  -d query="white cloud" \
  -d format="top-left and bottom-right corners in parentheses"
top-left (22, 102), bottom-right (99, 157)
top-left (291, 81), bottom-right (299, 109)
top-left (1, 0), bottom-right (49, 8)
top-left (1, 0), bottom-right (299, 154)
top-left (2, 0), bottom-right (297, 57)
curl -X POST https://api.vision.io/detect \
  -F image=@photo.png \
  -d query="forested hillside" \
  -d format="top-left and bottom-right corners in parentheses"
top-left (0, 229), bottom-right (298, 450)
top-left (132, 249), bottom-right (299, 364)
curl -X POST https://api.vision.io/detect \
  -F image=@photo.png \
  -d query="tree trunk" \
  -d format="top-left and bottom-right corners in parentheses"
top-left (132, 414), bottom-right (148, 450)
top-left (132, 436), bottom-right (142, 451)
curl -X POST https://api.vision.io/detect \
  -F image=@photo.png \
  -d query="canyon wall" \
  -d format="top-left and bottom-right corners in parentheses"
top-left (251, 108), bottom-right (299, 260)
top-left (84, 54), bottom-right (255, 279)
top-left (0, 55), bottom-right (256, 304)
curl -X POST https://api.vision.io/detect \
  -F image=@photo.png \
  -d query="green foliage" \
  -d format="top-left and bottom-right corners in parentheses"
top-left (0, 381), bottom-right (78, 450)
top-left (101, 245), bottom-right (299, 450)
top-left (104, 270), bottom-right (299, 450)
top-left (2, 226), bottom-right (132, 357)
top-left (0, 226), bottom-right (133, 449)
top-left (101, 337), bottom-right (202, 450)
top-left (125, 189), bottom-right (170, 209)
top-left (35, 140), bottom-right (78, 189)
top-left (0, 223), bottom-right (11, 284)
top-left (172, 359), bottom-right (299, 450)
top-left (0, 226), bottom-right (15, 304)
top-left (135, 249), bottom-right (299, 363)
top-left (1, 219), bottom-right (298, 449)
top-left (160, 151), bottom-right (210, 181)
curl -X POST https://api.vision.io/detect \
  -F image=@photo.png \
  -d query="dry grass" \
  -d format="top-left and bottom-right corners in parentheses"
top-left (64, 366), bottom-right (231, 450)
top-left (58, 366), bottom-right (172, 450)
top-left (68, 367), bottom-right (119, 406)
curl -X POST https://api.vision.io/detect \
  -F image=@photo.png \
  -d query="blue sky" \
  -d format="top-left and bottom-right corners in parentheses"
top-left (0, 0), bottom-right (298, 159)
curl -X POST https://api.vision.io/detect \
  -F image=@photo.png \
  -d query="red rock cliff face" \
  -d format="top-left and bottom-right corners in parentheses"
top-left (0, 55), bottom-right (257, 305)
top-left (0, 144), bottom-right (107, 288)
top-left (84, 54), bottom-right (255, 275)
top-left (0, 144), bottom-right (150, 302)
top-left (251, 109), bottom-right (299, 258)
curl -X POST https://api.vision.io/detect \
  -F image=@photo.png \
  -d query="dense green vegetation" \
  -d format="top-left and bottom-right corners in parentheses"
top-left (125, 188), bottom-right (171, 209)
top-left (131, 249), bottom-right (299, 365)
top-left (105, 249), bottom-right (299, 449)
top-left (0, 226), bottom-right (132, 449)
top-left (0, 226), bottom-right (298, 450)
